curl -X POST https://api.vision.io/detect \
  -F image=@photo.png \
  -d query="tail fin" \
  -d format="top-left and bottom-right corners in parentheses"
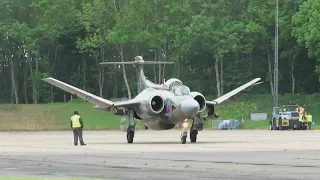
top-left (100, 56), bottom-right (174, 66)
top-left (101, 56), bottom-right (174, 93)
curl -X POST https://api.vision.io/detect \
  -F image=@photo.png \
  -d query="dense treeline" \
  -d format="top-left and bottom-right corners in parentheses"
top-left (1, 0), bottom-right (320, 104)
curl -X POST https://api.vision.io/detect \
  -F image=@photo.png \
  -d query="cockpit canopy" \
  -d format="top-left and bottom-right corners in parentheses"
top-left (164, 78), bottom-right (190, 96)
top-left (174, 85), bottom-right (190, 96)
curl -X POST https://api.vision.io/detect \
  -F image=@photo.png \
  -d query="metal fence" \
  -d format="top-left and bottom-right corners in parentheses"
top-left (211, 120), bottom-right (241, 130)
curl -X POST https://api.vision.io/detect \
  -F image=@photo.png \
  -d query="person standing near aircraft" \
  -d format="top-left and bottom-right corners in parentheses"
top-left (307, 112), bottom-right (313, 130)
top-left (70, 111), bottom-right (86, 146)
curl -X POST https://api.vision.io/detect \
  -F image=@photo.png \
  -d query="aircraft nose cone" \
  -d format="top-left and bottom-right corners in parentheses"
top-left (180, 99), bottom-right (200, 118)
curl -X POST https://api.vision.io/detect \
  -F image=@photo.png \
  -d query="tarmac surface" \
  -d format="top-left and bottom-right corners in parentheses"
top-left (0, 129), bottom-right (320, 180)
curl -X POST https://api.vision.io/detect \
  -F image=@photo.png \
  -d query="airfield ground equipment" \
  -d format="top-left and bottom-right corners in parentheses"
top-left (270, 105), bottom-right (309, 130)
top-left (43, 56), bottom-right (262, 144)
top-left (284, 104), bottom-right (312, 130)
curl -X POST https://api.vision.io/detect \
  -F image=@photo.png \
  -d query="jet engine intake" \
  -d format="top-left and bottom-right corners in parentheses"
top-left (190, 92), bottom-right (206, 112)
top-left (149, 95), bottom-right (165, 114)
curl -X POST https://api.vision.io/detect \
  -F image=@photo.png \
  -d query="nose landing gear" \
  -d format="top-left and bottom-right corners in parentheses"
top-left (180, 120), bottom-right (188, 144)
top-left (180, 132), bottom-right (187, 144)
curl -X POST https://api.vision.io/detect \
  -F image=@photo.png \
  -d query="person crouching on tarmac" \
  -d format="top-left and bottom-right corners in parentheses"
top-left (71, 111), bottom-right (86, 146)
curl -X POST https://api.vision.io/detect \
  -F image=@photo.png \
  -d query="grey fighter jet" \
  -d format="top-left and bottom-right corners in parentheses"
top-left (42, 56), bottom-right (262, 144)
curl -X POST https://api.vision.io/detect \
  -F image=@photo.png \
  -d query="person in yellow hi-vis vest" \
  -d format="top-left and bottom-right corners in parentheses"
top-left (71, 111), bottom-right (86, 146)
top-left (298, 112), bottom-right (307, 130)
top-left (307, 113), bottom-right (313, 130)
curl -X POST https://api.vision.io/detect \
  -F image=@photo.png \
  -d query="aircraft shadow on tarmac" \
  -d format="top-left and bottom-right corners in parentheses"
top-left (88, 141), bottom-right (248, 145)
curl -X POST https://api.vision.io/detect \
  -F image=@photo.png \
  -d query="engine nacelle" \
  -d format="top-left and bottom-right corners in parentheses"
top-left (149, 95), bottom-right (165, 114)
top-left (190, 92), bottom-right (206, 112)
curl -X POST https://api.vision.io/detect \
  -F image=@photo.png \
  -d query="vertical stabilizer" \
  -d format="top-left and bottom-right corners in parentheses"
top-left (100, 56), bottom-right (174, 93)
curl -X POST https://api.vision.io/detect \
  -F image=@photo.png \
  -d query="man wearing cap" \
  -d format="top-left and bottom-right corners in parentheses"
top-left (70, 111), bottom-right (86, 146)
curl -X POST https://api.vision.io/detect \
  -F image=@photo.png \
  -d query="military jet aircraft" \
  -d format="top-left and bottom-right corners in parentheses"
top-left (42, 56), bottom-right (262, 144)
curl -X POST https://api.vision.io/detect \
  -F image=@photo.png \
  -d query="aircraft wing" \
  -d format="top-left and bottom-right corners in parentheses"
top-left (42, 77), bottom-right (139, 110)
top-left (206, 78), bottom-right (262, 105)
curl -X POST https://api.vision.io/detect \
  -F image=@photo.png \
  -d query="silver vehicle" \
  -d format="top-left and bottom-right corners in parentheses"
top-left (270, 106), bottom-right (300, 130)
top-left (43, 56), bottom-right (262, 144)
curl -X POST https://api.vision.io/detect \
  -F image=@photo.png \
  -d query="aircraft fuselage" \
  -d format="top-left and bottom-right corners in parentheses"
top-left (129, 88), bottom-right (200, 130)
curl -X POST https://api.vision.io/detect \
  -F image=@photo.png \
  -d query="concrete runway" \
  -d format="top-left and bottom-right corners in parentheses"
top-left (0, 130), bottom-right (320, 180)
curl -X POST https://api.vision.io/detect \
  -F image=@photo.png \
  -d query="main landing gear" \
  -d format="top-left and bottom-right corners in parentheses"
top-left (190, 129), bottom-right (198, 143)
top-left (120, 110), bottom-right (136, 143)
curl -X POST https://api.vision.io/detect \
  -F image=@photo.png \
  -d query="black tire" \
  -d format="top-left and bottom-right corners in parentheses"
top-left (190, 130), bottom-right (198, 143)
top-left (273, 118), bottom-right (277, 130)
top-left (297, 122), bottom-right (301, 130)
top-left (181, 135), bottom-right (186, 144)
top-left (269, 121), bottom-right (273, 130)
top-left (127, 131), bottom-right (134, 143)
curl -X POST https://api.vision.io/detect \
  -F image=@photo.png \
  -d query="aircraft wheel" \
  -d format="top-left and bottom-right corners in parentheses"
top-left (181, 136), bottom-right (186, 144)
top-left (190, 130), bottom-right (198, 143)
top-left (127, 131), bottom-right (134, 143)
top-left (180, 133), bottom-right (187, 144)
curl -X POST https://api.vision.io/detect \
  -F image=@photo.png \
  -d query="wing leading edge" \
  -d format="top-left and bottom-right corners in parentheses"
top-left (42, 77), bottom-right (139, 110)
top-left (206, 78), bottom-right (262, 105)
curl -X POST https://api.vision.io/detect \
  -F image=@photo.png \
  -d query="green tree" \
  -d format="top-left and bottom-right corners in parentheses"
top-left (292, 0), bottom-right (320, 76)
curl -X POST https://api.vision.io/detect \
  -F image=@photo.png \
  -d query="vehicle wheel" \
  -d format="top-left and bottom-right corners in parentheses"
top-left (190, 130), bottom-right (198, 143)
top-left (127, 131), bottom-right (134, 143)
top-left (273, 118), bottom-right (277, 130)
top-left (279, 119), bottom-right (282, 130)
top-left (297, 122), bottom-right (301, 130)
top-left (269, 121), bottom-right (273, 130)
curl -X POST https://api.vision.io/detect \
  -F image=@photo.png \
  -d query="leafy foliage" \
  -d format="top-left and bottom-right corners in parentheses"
top-left (0, 0), bottom-right (319, 104)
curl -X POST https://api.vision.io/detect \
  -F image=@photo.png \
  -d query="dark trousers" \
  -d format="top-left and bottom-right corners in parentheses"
top-left (73, 128), bottom-right (85, 145)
